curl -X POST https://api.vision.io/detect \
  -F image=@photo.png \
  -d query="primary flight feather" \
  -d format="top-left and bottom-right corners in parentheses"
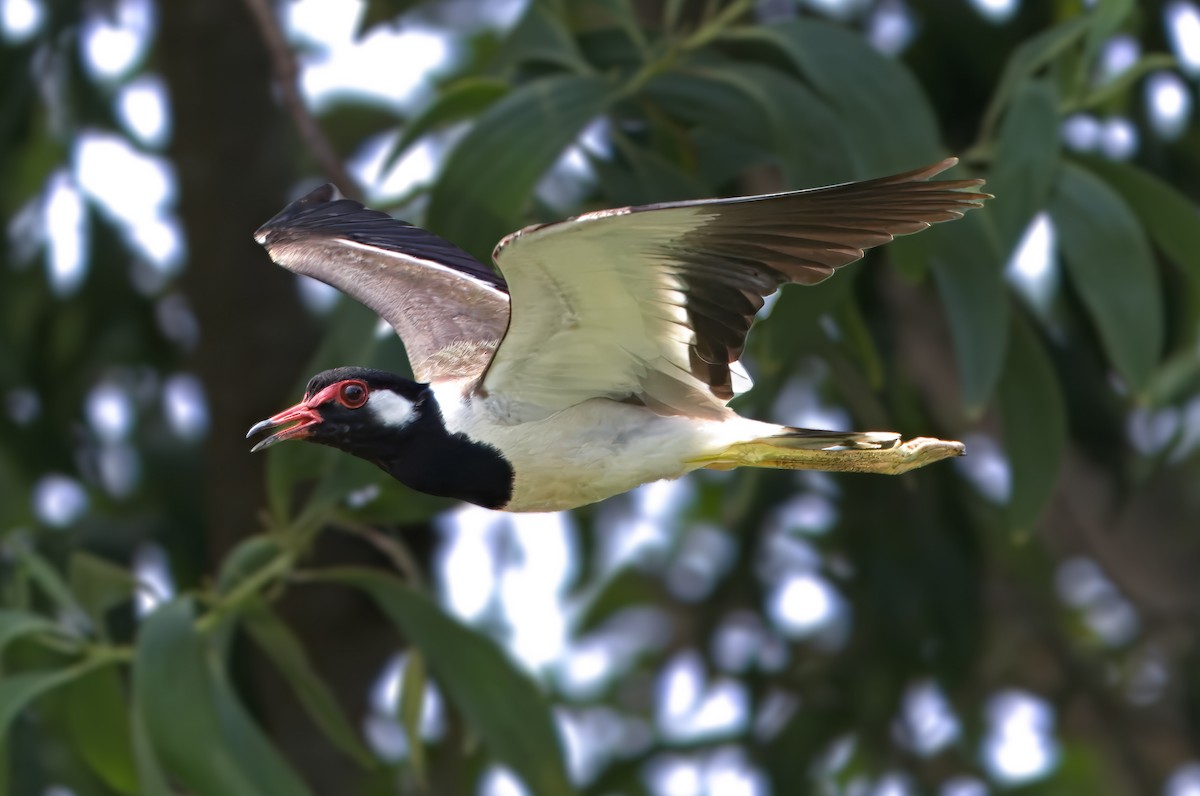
top-left (248, 158), bottom-right (988, 512)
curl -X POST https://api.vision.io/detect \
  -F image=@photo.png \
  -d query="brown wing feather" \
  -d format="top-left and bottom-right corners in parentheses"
top-left (255, 185), bottom-right (510, 384)
top-left (650, 159), bottom-right (989, 398)
top-left (487, 158), bottom-right (988, 413)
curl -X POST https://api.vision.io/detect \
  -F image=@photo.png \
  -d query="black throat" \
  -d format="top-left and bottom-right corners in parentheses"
top-left (378, 424), bottom-right (514, 510)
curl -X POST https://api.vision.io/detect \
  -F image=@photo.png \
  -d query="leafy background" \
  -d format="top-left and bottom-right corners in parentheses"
top-left (3, 0), bottom-right (1200, 794)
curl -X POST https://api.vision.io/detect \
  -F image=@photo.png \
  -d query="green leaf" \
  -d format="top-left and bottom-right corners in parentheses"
top-left (721, 20), bottom-right (941, 173)
top-left (134, 599), bottom-right (316, 796)
top-left (999, 314), bottom-right (1067, 532)
top-left (134, 600), bottom-right (260, 796)
top-left (382, 78), bottom-right (510, 174)
top-left (592, 140), bottom-right (709, 206)
top-left (572, 567), bottom-right (666, 636)
top-left (15, 549), bottom-right (87, 630)
top-left (662, 0), bottom-right (687, 33)
top-left (887, 222), bottom-right (935, 283)
top-left (1079, 157), bottom-right (1200, 287)
top-left (687, 62), bottom-right (853, 186)
top-left (399, 651), bottom-right (427, 786)
top-left (68, 551), bottom-right (138, 634)
top-left (242, 601), bottom-right (376, 768)
top-left (759, 267), bottom-right (858, 366)
top-left (834, 298), bottom-right (886, 392)
top-left (583, 0), bottom-right (649, 55)
top-left (980, 16), bottom-right (1090, 140)
top-left (130, 695), bottom-right (173, 796)
top-left (0, 655), bottom-right (115, 743)
top-left (427, 73), bottom-right (611, 260)
top-left (988, 80), bottom-right (1060, 255)
top-left (1145, 350), bottom-right (1200, 408)
top-left (691, 127), bottom-right (774, 187)
top-left (211, 661), bottom-right (321, 796)
top-left (926, 210), bottom-right (1010, 413)
top-left (492, 1), bottom-right (592, 75)
top-left (0, 609), bottom-right (71, 660)
top-left (1049, 163), bottom-right (1163, 392)
top-left (63, 665), bottom-right (138, 794)
top-left (316, 568), bottom-right (576, 796)
top-left (643, 59), bottom-right (854, 187)
top-left (644, 68), bottom-right (771, 150)
top-left (215, 536), bottom-right (287, 595)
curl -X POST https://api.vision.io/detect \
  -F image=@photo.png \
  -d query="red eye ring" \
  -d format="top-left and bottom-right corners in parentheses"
top-left (338, 381), bottom-right (368, 409)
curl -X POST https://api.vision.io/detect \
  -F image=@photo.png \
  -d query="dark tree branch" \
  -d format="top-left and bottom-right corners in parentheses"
top-left (242, 0), bottom-right (362, 200)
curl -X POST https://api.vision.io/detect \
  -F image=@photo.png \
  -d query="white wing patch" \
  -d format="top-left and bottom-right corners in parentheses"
top-left (729, 360), bottom-right (754, 396)
top-left (368, 390), bottom-right (417, 428)
top-left (334, 239), bottom-right (510, 299)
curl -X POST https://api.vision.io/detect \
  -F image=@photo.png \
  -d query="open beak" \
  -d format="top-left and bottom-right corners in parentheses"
top-left (246, 400), bottom-right (322, 452)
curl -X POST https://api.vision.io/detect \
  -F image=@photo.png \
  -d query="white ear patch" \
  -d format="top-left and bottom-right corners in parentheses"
top-left (368, 390), bottom-right (417, 428)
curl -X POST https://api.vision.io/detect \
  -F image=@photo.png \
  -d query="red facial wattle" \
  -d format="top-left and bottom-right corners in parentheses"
top-left (246, 380), bottom-right (369, 452)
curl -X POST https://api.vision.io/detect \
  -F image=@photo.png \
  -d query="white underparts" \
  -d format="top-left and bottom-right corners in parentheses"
top-left (368, 390), bottom-right (417, 428)
top-left (429, 380), bottom-right (781, 512)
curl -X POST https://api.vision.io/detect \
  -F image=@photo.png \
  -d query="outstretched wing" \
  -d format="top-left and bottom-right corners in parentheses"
top-left (482, 158), bottom-right (989, 418)
top-left (254, 185), bottom-right (511, 383)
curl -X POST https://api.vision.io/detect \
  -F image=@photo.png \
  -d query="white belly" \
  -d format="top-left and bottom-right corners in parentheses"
top-left (431, 385), bottom-right (778, 512)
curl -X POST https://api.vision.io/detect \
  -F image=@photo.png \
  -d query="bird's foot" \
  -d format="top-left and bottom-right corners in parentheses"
top-left (884, 436), bottom-right (965, 475)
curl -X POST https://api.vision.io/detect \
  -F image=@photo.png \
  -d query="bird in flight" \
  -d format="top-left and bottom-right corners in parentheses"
top-left (248, 159), bottom-right (988, 512)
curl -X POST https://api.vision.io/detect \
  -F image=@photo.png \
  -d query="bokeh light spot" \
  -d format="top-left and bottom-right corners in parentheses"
top-left (478, 766), bottom-right (529, 796)
top-left (81, 0), bottom-right (153, 80)
top-left (1167, 762), bottom-right (1200, 796)
top-left (162, 373), bottom-right (210, 441)
top-left (1100, 117), bottom-right (1138, 160)
top-left (1, 0), bottom-right (43, 41)
top-left (1146, 71), bottom-right (1192, 140)
top-left (86, 383), bottom-right (134, 443)
top-left (133, 542), bottom-right (174, 617)
top-left (955, 433), bottom-right (1011, 504)
top-left (118, 75), bottom-right (170, 147)
top-left (1167, 1), bottom-right (1200, 76)
top-left (33, 474), bottom-right (88, 528)
top-left (43, 171), bottom-right (88, 297)
top-left (970, 0), bottom-right (1018, 23)
top-left (868, 0), bottom-right (915, 55)
top-left (982, 690), bottom-right (1059, 784)
top-left (767, 573), bottom-right (838, 637)
top-left (1005, 212), bottom-right (1057, 311)
top-left (894, 680), bottom-right (961, 756)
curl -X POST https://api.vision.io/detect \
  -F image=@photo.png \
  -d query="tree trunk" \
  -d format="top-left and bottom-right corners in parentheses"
top-left (159, 4), bottom-right (392, 792)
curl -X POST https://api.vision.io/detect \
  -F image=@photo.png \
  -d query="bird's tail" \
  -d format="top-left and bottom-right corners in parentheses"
top-left (691, 427), bottom-right (964, 475)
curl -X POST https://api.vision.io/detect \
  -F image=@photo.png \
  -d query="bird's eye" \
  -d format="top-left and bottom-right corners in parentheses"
top-left (338, 381), bottom-right (368, 409)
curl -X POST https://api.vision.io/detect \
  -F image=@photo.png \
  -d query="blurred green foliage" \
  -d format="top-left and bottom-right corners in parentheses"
top-left (3, 0), bottom-right (1200, 794)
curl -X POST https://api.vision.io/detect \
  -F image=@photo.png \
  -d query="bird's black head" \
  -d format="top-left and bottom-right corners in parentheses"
top-left (247, 366), bottom-right (513, 509)
top-left (247, 367), bottom-right (433, 459)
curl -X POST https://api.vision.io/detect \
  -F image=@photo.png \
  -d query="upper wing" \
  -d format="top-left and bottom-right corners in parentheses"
top-left (482, 158), bottom-right (989, 418)
top-left (255, 185), bottom-right (511, 383)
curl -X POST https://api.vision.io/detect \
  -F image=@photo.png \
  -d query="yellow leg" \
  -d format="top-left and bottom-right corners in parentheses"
top-left (693, 436), bottom-right (965, 475)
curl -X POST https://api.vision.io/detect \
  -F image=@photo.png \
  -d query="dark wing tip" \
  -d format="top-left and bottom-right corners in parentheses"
top-left (883, 156), bottom-right (990, 193)
top-left (926, 158), bottom-right (991, 199)
top-left (908, 156), bottom-right (958, 181)
top-left (253, 183), bottom-right (509, 292)
top-left (253, 183), bottom-right (345, 246)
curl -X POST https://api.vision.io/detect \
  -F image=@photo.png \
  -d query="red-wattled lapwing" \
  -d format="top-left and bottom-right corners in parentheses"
top-left (247, 159), bottom-right (988, 511)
